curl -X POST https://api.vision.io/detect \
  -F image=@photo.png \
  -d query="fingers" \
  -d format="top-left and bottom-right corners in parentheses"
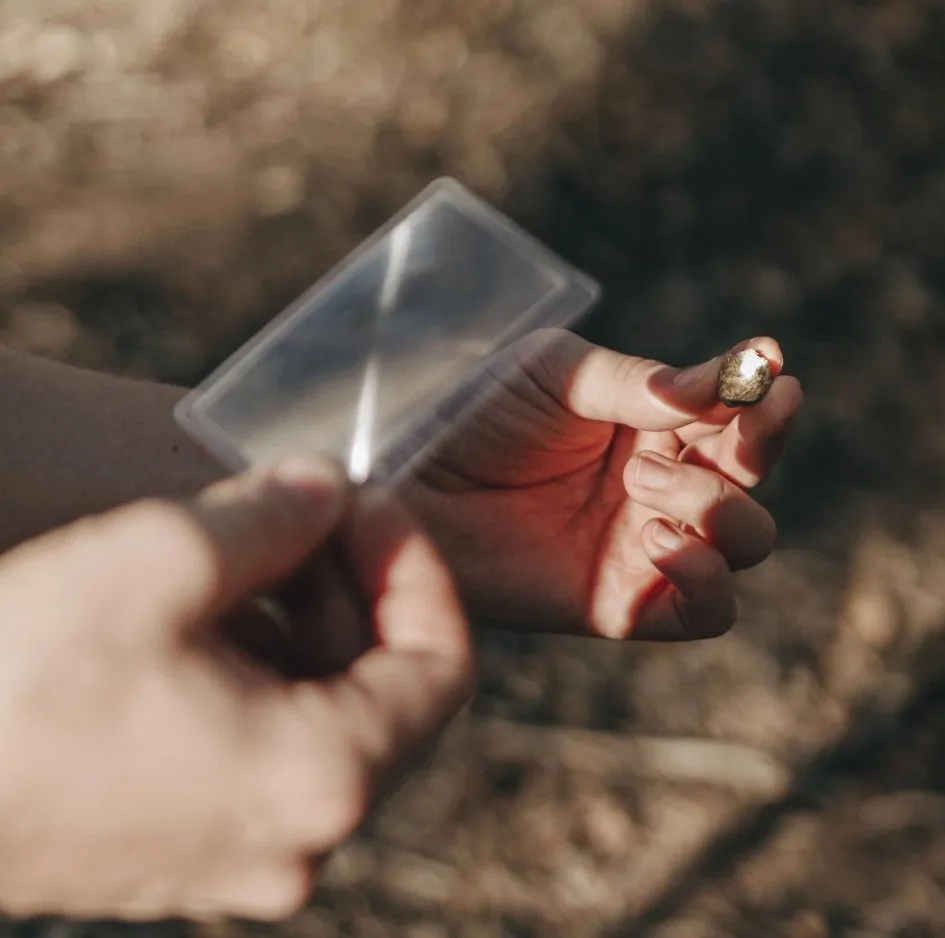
top-left (524, 329), bottom-right (783, 432)
top-left (681, 375), bottom-right (804, 488)
top-left (120, 457), bottom-right (348, 626)
top-left (633, 519), bottom-right (737, 641)
top-left (330, 488), bottom-right (474, 752)
top-left (625, 451), bottom-right (776, 570)
top-left (340, 488), bottom-right (471, 658)
top-left (271, 488), bottom-right (474, 852)
top-left (275, 543), bottom-right (376, 680)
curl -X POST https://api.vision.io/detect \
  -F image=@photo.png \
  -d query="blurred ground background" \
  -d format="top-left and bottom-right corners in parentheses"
top-left (3, 0), bottom-right (945, 935)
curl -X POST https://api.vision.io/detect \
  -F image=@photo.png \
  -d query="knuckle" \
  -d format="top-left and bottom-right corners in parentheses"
top-left (611, 353), bottom-right (651, 400)
top-left (705, 473), bottom-right (729, 515)
top-left (276, 693), bottom-right (372, 850)
top-left (597, 353), bottom-right (650, 420)
top-left (691, 471), bottom-right (731, 537)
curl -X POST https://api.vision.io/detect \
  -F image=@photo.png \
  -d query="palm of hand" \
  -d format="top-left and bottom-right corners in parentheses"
top-left (402, 331), bottom-right (802, 640)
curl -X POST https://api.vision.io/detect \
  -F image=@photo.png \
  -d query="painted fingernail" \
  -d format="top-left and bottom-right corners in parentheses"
top-left (651, 519), bottom-right (684, 552)
top-left (633, 452), bottom-right (675, 491)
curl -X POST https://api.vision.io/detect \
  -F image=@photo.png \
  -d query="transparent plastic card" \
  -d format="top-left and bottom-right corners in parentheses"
top-left (175, 178), bottom-right (600, 483)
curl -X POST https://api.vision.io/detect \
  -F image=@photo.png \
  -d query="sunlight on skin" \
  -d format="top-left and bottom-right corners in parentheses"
top-left (403, 330), bottom-right (803, 642)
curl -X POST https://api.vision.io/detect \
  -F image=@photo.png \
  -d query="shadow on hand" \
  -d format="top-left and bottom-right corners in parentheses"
top-left (221, 504), bottom-right (401, 683)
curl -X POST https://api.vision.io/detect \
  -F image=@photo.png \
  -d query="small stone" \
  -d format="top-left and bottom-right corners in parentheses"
top-left (717, 348), bottom-right (773, 407)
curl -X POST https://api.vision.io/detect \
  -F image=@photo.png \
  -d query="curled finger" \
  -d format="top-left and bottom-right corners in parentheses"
top-left (632, 519), bottom-right (737, 641)
top-left (625, 451), bottom-right (776, 570)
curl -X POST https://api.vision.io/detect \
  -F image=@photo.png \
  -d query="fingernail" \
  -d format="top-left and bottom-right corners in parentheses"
top-left (651, 519), bottom-right (684, 552)
top-left (653, 520), bottom-right (683, 551)
top-left (672, 356), bottom-right (719, 388)
top-left (632, 452), bottom-right (675, 491)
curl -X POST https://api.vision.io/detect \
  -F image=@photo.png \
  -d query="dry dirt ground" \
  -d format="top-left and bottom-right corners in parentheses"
top-left (3, 0), bottom-right (945, 935)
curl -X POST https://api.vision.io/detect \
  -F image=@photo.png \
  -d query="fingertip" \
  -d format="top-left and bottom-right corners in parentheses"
top-left (743, 373), bottom-right (803, 432)
top-left (665, 338), bottom-right (783, 417)
top-left (776, 373), bottom-right (804, 415)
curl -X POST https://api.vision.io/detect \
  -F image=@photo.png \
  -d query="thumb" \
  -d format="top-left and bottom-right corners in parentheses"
top-left (172, 457), bottom-right (348, 621)
top-left (0, 457), bottom-right (348, 642)
top-left (532, 331), bottom-right (783, 431)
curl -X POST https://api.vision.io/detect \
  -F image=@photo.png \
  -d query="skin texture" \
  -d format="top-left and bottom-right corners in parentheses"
top-left (0, 459), bottom-right (473, 921)
top-left (400, 329), bottom-right (803, 641)
top-left (0, 344), bottom-right (224, 554)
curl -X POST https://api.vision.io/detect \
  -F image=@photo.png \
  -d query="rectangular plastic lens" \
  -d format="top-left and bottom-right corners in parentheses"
top-left (175, 178), bottom-right (600, 483)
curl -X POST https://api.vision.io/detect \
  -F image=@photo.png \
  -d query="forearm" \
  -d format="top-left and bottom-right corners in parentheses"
top-left (0, 346), bottom-right (223, 553)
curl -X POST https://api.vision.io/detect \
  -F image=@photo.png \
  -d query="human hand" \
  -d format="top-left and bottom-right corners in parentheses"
top-left (0, 461), bottom-right (472, 921)
top-left (400, 329), bottom-right (803, 640)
